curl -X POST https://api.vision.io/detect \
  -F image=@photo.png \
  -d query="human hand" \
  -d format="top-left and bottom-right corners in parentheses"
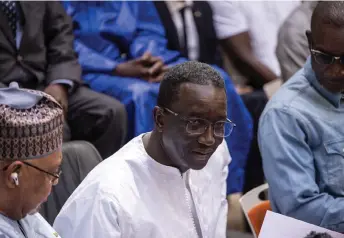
top-left (44, 84), bottom-right (68, 117)
top-left (145, 54), bottom-right (165, 77)
top-left (113, 58), bottom-right (150, 79)
top-left (148, 65), bottom-right (169, 83)
top-left (235, 85), bottom-right (254, 95)
top-left (113, 52), bottom-right (167, 81)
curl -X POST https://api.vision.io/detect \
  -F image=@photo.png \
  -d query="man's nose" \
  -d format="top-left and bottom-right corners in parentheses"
top-left (327, 62), bottom-right (344, 77)
top-left (198, 125), bottom-right (215, 146)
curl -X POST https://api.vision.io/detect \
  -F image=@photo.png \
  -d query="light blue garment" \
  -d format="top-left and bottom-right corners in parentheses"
top-left (259, 57), bottom-right (344, 232)
top-left (0, 213), bottom-right (60, 238)
top-left (0, 82), bottom-right (43, 109)
top-left (63, 0), bottom-right (253, 195)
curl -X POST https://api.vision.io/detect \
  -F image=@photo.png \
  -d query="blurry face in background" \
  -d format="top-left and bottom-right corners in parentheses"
top-left (307, 25), bottom-right (344, 93)
top-left (160, 83), bottom-right (227, 171)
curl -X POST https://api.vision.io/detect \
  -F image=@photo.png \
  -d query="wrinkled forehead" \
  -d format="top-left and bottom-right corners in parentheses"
top-left (173, 83), bottom-right (227, 119)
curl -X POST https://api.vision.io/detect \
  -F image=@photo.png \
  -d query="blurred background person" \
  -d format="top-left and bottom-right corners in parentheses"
top-left (276, 1), bottom-right (318, 82)
top-left (0, 1), bottom-right (127, 159)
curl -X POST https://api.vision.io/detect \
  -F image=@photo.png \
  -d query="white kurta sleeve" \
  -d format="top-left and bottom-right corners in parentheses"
top-left (209, 1), bottom-right (248, 40)
top-left (0, 232), bottom-right (11, 238)
top-left (53, 192), bottom-right (121, 238)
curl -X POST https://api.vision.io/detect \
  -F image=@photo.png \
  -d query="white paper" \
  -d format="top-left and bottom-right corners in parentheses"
top-left (258, 211), bottom-right (344, 238)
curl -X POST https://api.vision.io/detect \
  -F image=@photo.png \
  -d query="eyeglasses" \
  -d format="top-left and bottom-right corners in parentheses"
top-left (163, 107), bottom-right (236, 138)
top-left (22, 161), bottom-right (62, 185)
top-left (2, 161), bottom-right (62, 185)
top-left (311, 49), bottom-right (344, 65)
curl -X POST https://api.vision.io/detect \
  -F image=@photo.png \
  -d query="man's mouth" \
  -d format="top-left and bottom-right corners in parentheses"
top-left (192, 150), bottom-right (213, 156)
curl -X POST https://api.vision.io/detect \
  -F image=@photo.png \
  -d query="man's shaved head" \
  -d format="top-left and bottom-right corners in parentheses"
top-left (311, 1), bottom-right (344, 31)
top-left (307, 1), bottom-right (344, 93)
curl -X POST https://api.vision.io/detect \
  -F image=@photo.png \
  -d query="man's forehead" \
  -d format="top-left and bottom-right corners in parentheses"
top-left (178, 82), bottom-right (225, 98)
top-left (173, 83), bottom-right (227, 116)
top-left (312, 25), bottom-right (344, 54)
top-left (30, 150), bottom-right (62, 167)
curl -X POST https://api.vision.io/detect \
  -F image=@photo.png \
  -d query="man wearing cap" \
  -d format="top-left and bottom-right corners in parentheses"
top-left (0, 82), bottom-right (63, 237)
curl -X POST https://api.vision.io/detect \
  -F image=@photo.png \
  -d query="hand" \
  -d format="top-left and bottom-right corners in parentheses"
top-left (148, 65), bottom-right (169, 83)
top-left (44, 84), bottom-right (68, 117)
top-left (146, 54), bottom-right (165, 77)
top-left (113, 52), bottom-right (166, 81)
top-left (227, 193), bottom-right (245, 231)
top-left (263, 78), bottom-right (282, 100)
top-left (113, 58), bottom-right (150, 79)
top-left (235, 85), bottom-right (254, 95)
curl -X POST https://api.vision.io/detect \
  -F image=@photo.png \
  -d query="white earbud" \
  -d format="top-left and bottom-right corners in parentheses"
top-left (11, 173), bottom-right (19, 186)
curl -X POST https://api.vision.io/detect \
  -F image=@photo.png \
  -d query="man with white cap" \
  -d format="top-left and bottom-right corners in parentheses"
top-left (0, 82), bottom-right (63, 237)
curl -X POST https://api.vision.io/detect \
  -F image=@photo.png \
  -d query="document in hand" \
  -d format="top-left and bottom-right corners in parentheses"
top-left (258, 211), bottom-right (344, 238)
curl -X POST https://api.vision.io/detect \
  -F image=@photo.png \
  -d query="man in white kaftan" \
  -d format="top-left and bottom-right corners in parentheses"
top-left (54, 61), bottom-right (232, 238)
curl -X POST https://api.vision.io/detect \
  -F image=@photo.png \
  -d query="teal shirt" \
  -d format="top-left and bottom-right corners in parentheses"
top-left (259, 57), bottom-right (344, 232)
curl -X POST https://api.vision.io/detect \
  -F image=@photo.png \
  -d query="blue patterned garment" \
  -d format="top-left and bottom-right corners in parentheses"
top-left (62, 1), bottom-right (253, 195)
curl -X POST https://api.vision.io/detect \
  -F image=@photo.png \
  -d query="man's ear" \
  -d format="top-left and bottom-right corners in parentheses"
top-left (153, 106), bottom-right (164, 132)
top-left (3, 161), bottom-right (22, 188)
top-left (306, 30), bottom-right (312, 52)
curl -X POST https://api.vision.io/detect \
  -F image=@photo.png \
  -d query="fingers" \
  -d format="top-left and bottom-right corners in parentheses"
top-left (138, 52), bottom-right (152, 64)
top-left (57, 97), bottom-right (68, 118)
top-left (149, 55), bottom-right (163, 64)
top-left (149, 60), bottom-right (164, 76)
top-left (162, 65), bottom-right (169, 73)
top-left (52, 96), bottom-right (68, 119)
top-left (138, 52), bottom-right (164, 68)
top-left (139, 66), bottom-right (151, 79)
top-left (134, 52), bottom-right (168, 80)
top-left (235, 85), bottom-right (253, 95)
top-left (62, 100), bottom-right (68, 115)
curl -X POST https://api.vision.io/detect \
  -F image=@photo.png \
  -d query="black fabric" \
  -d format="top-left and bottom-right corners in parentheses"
top-left (179, 6), bottom-right (189, 58)
top-left (40, 141), bottom-right (102, 225)
top-left (240, 90), bottom-right (268, 194)
top-left (0, 1), bottom-right (16, 41)
top-left (0, 1), bottom-right (127, 159)
top-left (65, 86), bottom-right (127, 159)
top-left (154, 1), bottom-right (181, 53)
top-left (154, 1), bottom-right (222, 66)
top-left (240, 90), bottom-right (268, 233)
top-left (0, 2), bottom-right (82, 87)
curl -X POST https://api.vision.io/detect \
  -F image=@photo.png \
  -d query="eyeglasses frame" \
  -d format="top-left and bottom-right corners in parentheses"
top-left (162, 107), bottom-right (236, 138)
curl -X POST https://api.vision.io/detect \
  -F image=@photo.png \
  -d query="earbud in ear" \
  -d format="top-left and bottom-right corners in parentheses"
top-left (11, 173), bottom-right (19, 186)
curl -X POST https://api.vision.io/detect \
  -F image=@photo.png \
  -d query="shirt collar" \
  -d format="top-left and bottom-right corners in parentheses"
top-left (304, 57), bottom-right (342, 108)
top-left (165, 0), bottom-right (193, 13)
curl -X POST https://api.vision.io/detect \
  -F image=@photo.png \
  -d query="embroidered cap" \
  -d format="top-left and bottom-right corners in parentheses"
top-left (0, 82), bottom-right (63, 161)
